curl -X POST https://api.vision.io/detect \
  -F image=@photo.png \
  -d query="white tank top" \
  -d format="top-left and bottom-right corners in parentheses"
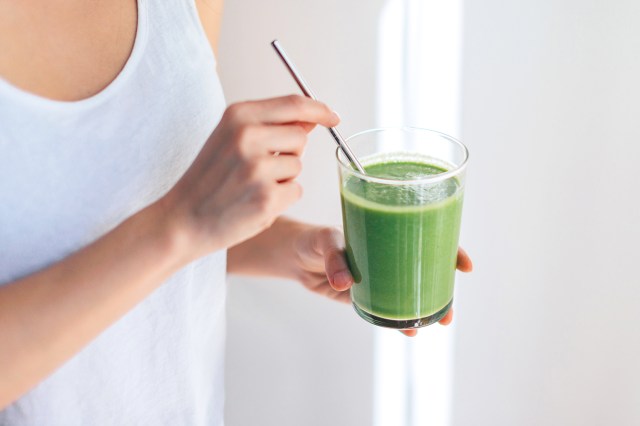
top-left (0, 0), bottom-right (227, 424)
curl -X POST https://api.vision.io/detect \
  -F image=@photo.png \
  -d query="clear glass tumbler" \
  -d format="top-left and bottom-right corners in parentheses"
top-left (336, 127), bottom-right (469, 329)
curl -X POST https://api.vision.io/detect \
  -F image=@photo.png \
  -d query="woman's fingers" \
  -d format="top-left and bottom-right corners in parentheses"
top-left (260, 124), bottom-right (308, 155)
top-left (319, 284), bottom-right (352, 304)
top-left (302, 272), bottom-right (352, 304)
top-left (272, 181), bottom-right (304, 212)
top-left (326, 249), bottom-right (353, 291)
top-left (456, 247), bottom-right (473, 272)
top-left (334, 291), bottom-right (351, 304)
top-left (294, 121), bottom-right (317, 134)
top-left (246, 95), bottom-right (340, 128)
top-left (312, 228), bottom-right (354, 291)
top-left (438, 308), bottom-right (454, 325)
top-left (399, 307), bottom-right (454, 337)
top-left (262, 154), bottom-right (303, 182)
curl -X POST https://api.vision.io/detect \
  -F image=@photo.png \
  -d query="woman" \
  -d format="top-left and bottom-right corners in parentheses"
top-left (0, 0), bottom-right (472, 424)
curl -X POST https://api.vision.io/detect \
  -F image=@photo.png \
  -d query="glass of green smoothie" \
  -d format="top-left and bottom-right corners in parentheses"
top-left (336, 127), bottom-right (468, 329)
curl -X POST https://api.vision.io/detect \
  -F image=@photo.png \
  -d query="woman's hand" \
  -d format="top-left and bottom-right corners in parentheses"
top-left (228, 218), bottom-right (472, 335)
top-left (160, 95), bottom-right (339, 263)
top-left (292, 225), bottom-right (473, 336)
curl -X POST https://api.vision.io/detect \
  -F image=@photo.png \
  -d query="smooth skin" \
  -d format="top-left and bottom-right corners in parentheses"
top-left (0, 0), bottom-right (472, 409)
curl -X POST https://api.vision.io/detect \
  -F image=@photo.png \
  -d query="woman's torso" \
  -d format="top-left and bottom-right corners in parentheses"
top-left (0, 0), bottom-right (227, 424)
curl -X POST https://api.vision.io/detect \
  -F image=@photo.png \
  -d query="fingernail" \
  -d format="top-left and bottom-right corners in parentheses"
top-left (333, 270), bottom-right (352, 288)
top-left (332, 110), bottom-right (341, 121)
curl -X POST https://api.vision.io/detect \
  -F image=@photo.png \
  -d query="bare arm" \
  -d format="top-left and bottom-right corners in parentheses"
top-left (228, 216), bottom-right (309, 280)
top-left (0, 95), bottom-right (339, 409)
top-left (0, 202), bottom-right (182, 408)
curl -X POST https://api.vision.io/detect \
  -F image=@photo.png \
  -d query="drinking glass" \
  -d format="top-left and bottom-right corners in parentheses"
top-left (336, 127), bottom-right (468, 329)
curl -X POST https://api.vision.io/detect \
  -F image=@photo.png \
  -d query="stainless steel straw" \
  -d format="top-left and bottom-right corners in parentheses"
top-left (271, 39), bottom-right (367, 174)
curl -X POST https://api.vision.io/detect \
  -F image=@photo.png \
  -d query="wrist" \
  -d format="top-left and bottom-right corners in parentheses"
top-left (227, 216), bottom-right (311, 279)
top-left (131, 200), bottom-right (195, 273)
top-left (276, 217), bottom-right (314, 280)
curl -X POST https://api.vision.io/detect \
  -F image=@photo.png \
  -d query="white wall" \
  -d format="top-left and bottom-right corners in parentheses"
top-left (217, 1), bottom-right (384, 425)
top-left (455, 1), bottom-right (640, 425)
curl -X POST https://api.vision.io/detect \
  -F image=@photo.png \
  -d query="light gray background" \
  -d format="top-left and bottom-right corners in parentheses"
top-left (218, 1), bottom-right (385, 425)
top-left (454, 1), bottom-right (640, 425)
top-left (218, 0), bottom-right (640, 425)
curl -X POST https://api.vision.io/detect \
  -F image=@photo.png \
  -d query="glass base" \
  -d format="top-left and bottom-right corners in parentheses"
top-left (352, 299), bottom-right (453, 329)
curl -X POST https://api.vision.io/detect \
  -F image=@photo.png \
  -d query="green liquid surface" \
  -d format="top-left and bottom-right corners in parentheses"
top-left (341, 158), bottom-right (463, 321)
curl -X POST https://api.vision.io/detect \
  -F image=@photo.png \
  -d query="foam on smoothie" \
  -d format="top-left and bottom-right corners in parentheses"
top-left (343, 152), bottom-right (461, 210)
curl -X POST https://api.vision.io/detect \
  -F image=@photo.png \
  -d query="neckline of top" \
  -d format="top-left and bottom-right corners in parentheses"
top-left (0, 0), bottom-right (149, 112)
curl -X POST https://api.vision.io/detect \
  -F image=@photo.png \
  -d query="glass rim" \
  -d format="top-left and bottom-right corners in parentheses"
top-left (336, 126), bottom-right (469, 185)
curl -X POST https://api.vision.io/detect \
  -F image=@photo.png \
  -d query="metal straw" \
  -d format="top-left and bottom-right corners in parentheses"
top-left (271, 40), bottom-right (367, 174)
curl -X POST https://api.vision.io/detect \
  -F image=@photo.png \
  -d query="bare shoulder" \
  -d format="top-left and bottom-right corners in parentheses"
top-left (195, 0), bottom-right (224, 56)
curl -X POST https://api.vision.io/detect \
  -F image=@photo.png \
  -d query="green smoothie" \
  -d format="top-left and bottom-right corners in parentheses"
top-left (340, 157), bottom-right (464, 327)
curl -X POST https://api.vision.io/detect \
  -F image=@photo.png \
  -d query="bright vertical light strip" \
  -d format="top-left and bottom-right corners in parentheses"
top-left (374, 1), bottom-right (463, 426)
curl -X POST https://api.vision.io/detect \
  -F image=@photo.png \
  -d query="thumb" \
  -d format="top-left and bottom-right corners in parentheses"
top-left (315, 228), bottom-right (354, 291)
